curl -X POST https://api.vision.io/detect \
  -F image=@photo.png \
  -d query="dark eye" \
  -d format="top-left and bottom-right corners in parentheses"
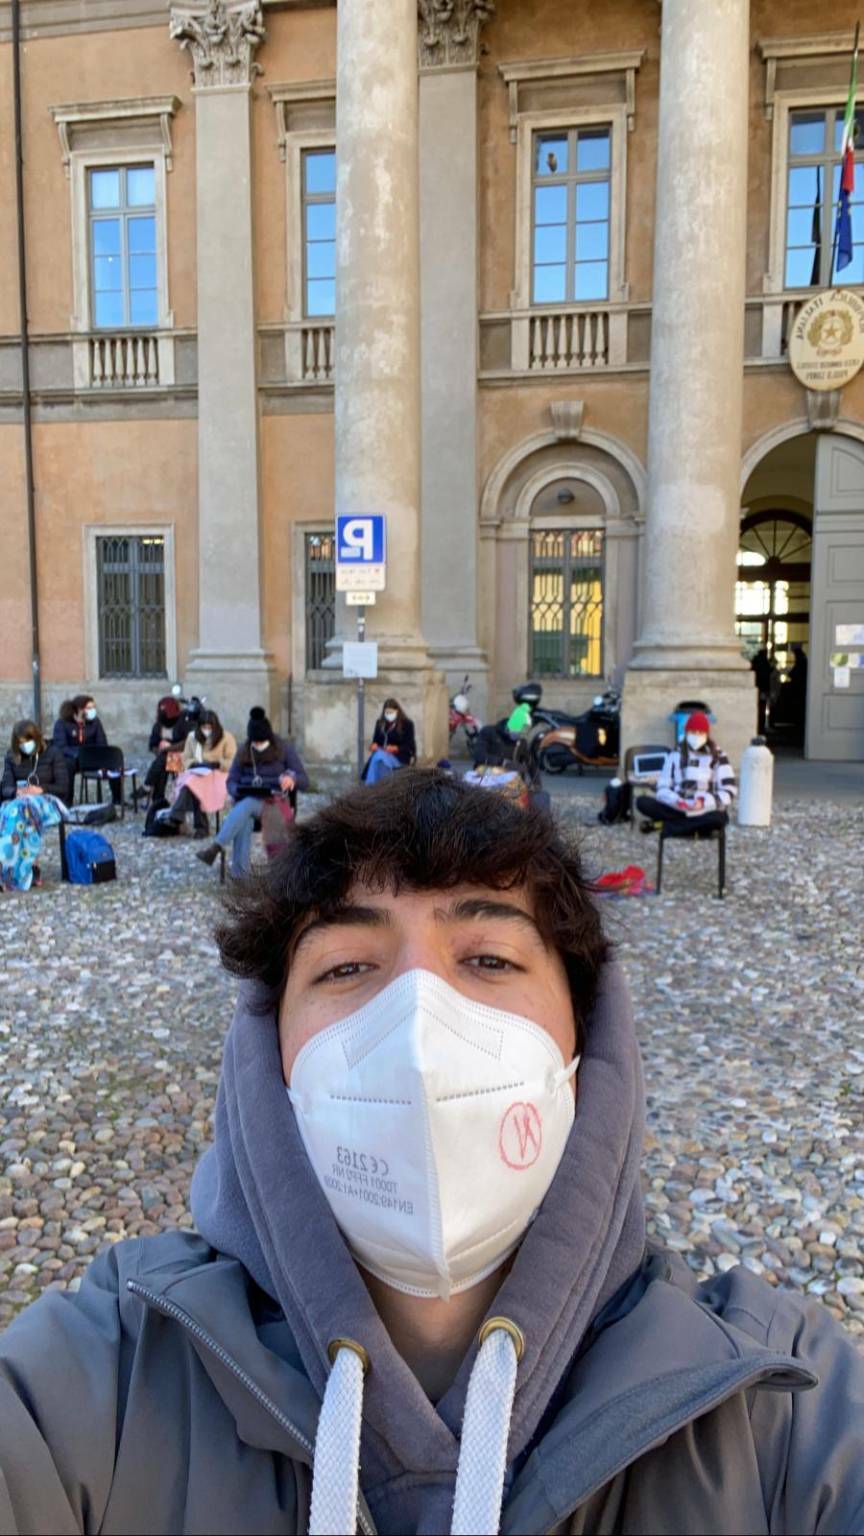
top-left (315, 961), bottom-right (377, 984)
top-left (464, 954), bottom-right (519, 972)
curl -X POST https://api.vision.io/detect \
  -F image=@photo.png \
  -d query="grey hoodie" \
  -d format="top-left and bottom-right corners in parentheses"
top-left (0, 964), bottom-right (862, 1535)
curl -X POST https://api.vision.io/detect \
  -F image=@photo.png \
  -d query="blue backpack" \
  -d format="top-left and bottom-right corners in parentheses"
top-left (64, 829), bottom-right (117, 885)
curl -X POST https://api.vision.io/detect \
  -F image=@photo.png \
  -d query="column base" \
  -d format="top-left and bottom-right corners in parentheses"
top-left (621, 665), bottom-right (757, 769)
top-left (427, 645), bottom-right (489, 719)
top-left (302, 665), bottom-right (450, 767)
top-left (183, 649), bottom-right (281, 745)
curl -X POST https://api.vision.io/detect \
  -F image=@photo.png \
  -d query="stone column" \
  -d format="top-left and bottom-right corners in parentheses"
top-left (623, 0), bottom-right (755, 766)
top-left (169, 0), bottom-right (275, 733)
top-left (418, 1), bottom-right (493, 717)
top-left (303, 0), bottom-right (448, 763)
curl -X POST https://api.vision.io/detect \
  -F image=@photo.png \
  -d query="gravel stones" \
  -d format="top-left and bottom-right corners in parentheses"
top-left (0, 793), bottom-right (861, 1348)
top-left (556, 796), bottom-right (864, 1344)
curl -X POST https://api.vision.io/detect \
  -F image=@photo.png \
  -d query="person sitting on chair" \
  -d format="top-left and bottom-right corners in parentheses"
top-left (0, 721), bottom-right (68, 891)
top-left (51, 695), bottom-right (122, 808)
top-left (164, 710), bottom-right (237, 838)
top-left (636, 712), bottom-right (737, 833)
top-left (195, 707), bottom-right (308, 877)
top-left (362, 699), bottom-right (416, 785)
top-left (143, 695), bottom-right (186, 805)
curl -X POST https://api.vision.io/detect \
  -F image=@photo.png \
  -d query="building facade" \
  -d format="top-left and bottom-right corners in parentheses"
top-left (1, 0), bottom-right (863, 764)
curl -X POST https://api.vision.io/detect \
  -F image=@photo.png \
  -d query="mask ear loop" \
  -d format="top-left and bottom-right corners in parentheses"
top-left (553, 1052), bottom-right (581, 1090)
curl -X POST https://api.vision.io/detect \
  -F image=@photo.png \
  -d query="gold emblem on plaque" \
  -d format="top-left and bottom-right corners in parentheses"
top-left (789, 289), bottom-right (864, 392)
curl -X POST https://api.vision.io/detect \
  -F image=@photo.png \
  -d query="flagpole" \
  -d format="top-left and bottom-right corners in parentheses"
top-left (830, 20), bottom-right (860, 286)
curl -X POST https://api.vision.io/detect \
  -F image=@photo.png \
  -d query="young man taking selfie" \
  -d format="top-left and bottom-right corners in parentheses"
top-left (0, 770), bottom-right (861, 1535)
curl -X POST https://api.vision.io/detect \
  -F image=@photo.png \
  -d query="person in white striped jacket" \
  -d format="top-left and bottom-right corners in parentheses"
top-left (636, 711), bottom-right (737, 832)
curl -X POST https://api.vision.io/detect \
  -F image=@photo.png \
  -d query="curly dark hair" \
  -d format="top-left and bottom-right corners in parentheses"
top-left (216, 768), bottom-right (609, 1034)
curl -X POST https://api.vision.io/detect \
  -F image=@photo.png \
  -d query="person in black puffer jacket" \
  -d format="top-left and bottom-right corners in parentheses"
top-left (195, 707), bottom-right (308, 878)
top-left (2, 720), bottom-right (69, 803)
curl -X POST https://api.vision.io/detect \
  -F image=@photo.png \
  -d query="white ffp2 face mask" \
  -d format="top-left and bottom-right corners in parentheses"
top-left (288, 968), bottom-right (579, 1300)
top-left (686, 733), bottom-right (708, 752)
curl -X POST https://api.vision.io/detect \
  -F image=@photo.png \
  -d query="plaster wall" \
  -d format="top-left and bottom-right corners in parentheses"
top-left (0, 24), bottom-right (196, 338)
top-left (251, 6), bottom-right (336, 325)
top-left (477, 0), bottom-right (660, 316)
top-left (0, 416), bottom-right (196, 679)
top-left (258, 407), bottom-right (334, 679)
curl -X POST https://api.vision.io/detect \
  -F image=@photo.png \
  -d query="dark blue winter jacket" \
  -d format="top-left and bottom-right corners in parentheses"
top-left (226, 738), bottom-right (309, 803)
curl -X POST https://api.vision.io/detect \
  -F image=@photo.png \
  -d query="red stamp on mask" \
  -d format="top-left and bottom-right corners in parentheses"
top-left (499, 1102), bottom-right (542, 1170)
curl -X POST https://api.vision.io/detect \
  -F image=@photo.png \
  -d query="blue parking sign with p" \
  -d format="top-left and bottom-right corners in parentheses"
top-left (337, 515), bottom-right (385, 564)
top-left (335, 514), bottom-right (386, 591)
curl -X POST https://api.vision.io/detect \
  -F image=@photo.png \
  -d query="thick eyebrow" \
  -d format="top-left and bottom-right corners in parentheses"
top-left (291, 904), bottom-right (392, 958)
top-left (437, 897), bottom-right (544, 941)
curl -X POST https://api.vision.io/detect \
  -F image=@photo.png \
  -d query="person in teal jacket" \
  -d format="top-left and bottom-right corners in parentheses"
top-left (0, 770), bottom-right (862, 1535)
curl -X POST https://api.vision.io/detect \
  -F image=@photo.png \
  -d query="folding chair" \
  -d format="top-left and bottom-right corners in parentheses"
top-left (623, 745), bottom-right (670, 832)
top-left (656, 813), bottom-right (727, 899)
top-left (76, 746), bottom-right (142, 818)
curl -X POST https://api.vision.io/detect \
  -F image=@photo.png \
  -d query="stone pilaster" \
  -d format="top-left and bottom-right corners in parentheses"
top-left (623, 0), bottom-right (755, 767)
top-left (417, 0), bottom-right (493, 715)
top-left (169, 0), bottom-right (276, 738)
top-left (303, 0), bottom-right (448, 765)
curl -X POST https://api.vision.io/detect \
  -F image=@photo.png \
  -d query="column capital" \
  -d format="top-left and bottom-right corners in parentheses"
top-left (169, 0), bottom-right (266, 89)
top-left (418, 0), bottom-right (494, 70)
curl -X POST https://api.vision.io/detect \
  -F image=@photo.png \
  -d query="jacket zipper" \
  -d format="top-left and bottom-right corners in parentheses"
top-left (127, 1280), bottom-right (376, 1536)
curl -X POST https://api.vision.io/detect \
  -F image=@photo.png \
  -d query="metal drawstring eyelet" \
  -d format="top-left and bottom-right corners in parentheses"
top-left (477, 1316), bottom-right (525, 1361)
top-left (327, 1336), bottom-right (371, 1374)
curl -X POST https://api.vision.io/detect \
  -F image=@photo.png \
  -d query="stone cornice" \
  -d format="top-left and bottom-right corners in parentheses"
top-left (50, 95), bottom-right (180, 173)
top-left (418, 0), bottom-right (494, 70)
top-left (169, 0), bottom-right (266, 88)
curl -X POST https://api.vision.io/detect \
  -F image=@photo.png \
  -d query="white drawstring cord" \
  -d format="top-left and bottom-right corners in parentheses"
top-left (451, 1318), bottom-right (524, 1536)
top-left (309, 1340), bottom-right (368, 1536)
top-left (309, 1320), bottom-right (522, 1536)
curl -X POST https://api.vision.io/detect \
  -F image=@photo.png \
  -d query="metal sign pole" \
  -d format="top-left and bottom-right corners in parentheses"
top-left (357, 604), bottom-right (366, 780)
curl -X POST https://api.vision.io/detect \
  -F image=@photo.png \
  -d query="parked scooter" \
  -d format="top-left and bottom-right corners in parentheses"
top-left (448, 675), bottom-right (482, 750)
top-left (528, 686), bottom-right (621, 775)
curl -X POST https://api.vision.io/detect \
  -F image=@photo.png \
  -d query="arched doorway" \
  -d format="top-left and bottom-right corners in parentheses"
top-left (740, 425), bottom-right (864, 761)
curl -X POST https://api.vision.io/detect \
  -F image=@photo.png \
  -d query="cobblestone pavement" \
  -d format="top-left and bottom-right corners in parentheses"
top-left (0, 796), bottom-right (861, 1341)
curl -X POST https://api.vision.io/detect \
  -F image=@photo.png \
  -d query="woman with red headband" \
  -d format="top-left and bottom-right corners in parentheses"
top-left (636, 710), bottom-right (737, 832)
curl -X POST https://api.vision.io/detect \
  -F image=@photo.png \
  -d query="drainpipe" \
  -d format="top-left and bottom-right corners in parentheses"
top-left (12, 0), bottom-right (41, 726)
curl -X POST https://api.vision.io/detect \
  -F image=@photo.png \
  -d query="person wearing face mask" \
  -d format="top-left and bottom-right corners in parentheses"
top-left (635, 710), bottom-right (737, 833)
top-left (0, 773), bottom-right (862, 1536)
top-left (161, 709), bottom-right (237, 838)
top-left (50, 694), bottom-right (122, 808)
top-left (362, 697), bottom-right (416, 784)
top-left (143, 694), bottom-right (187, 806)
top-left (0, 720), bottom-right (68, 890)
top-left (195, 705), bottom-right (309, 876)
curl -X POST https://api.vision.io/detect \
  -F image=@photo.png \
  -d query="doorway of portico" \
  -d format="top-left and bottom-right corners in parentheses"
top-left (739, 427), bottom-right (864, 761)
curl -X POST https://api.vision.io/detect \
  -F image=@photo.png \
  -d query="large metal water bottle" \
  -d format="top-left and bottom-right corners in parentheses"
top-left (738, 736), bottom-right (774, 827)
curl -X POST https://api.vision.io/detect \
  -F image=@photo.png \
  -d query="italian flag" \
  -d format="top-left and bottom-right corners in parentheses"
top-left (835, 24), bottom-right (860, 274)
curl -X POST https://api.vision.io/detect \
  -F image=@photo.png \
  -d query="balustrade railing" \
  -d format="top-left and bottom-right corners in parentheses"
top-left (529, 307), bottom-right (611, 370)
top-left (89, 332), bottom-right (160, 388)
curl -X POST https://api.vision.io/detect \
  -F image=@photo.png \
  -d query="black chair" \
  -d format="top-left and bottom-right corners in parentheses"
top-left (76, 746), bottom-right (142, 818)
top-left (218, 790), bottom-right (298, 885)
top-left (656, 812), bottom-right (727, 899)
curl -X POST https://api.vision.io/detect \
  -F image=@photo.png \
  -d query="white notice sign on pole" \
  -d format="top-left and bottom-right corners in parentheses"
top-left (343, 641), bottom-right (378, 679)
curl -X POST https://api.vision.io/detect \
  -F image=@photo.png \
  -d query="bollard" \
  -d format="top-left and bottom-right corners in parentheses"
top-left (738, 736), bottom-right (773, 827)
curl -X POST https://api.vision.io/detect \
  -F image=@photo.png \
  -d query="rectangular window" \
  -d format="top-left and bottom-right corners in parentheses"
top-left (785, 107), bottom-right (864, 288)
top-left (532, 127), bottom-right (610, 305)
top-left (302, 148), bottom-right (336, 317)
top-left (305, 531), bottom-right (336, 670)
top-left (96, 534), bottom-right (166, 677)
top-left (88, 164), bottom-right (158, 329)
top-left (530, 529), bottom-right (604, 677)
